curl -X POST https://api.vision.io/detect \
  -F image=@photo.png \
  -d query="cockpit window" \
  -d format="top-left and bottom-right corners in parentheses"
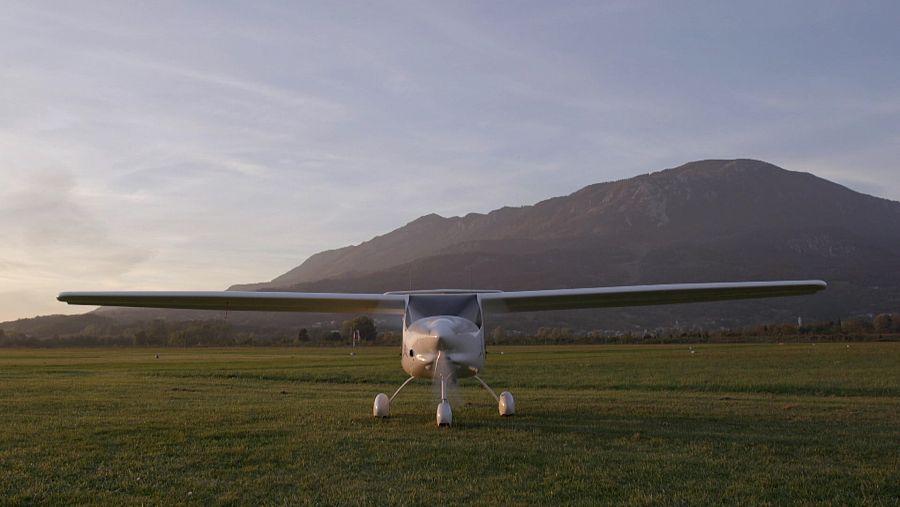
top-left (405, 294), bottom-right (483, 329)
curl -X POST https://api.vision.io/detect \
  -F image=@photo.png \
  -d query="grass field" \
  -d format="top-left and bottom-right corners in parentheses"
top-left (1, 344), bottom-right (898, 506)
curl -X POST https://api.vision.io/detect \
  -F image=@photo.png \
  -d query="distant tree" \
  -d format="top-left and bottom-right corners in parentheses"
top-left (133, 330), bottom-right (148, 347)
top-left (377, 331), bottom-right (401, 346)
top-left (148, 320), bottom-right (168, 345)
top-left (82, 324), bottom-right (102, 338)
top-left (841, 318), bottom-right (872, 334)
top-left (342, 316), bottom-right (377, 342)
top-left (297, 328), bottom-right (310, 343)
top-left (873, 314), bottom-right (892, 333)
top-left (535, 327), bottom-right (552, 341)
top-left (167, 330), bottom-right (185, 347)
top-left (491, 326), bottom-right (504, 344)
top-left (773, 323), bottom-right (798, 336)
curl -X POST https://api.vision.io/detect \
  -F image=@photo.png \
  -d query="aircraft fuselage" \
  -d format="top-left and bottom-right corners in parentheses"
top-left (401, 315), bottom-right (485, 379)
top-left (398, 293), bottom-right (487, 379)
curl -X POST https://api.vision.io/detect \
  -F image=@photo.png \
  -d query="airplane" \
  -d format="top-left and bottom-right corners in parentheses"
top-left (58, 280), bottom-right (826, 426)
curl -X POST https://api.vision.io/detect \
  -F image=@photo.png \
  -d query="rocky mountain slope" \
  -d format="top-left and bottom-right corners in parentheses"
top-left (11, 159), bottom-right (899, 333)
top-left (221, 159), bottom-right (900, 329)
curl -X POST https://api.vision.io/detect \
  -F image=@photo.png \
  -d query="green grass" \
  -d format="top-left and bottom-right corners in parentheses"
top-left (0, 344), bottom-right (898, 506)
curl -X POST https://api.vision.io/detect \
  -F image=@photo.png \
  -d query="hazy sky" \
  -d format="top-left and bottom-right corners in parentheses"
top-left (2, 1), bottom-right (898, 321)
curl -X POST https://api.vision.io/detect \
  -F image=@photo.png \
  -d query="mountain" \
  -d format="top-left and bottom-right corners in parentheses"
top-left (12, 159), bottom-right (900, 334)
top-left (221, 159), bottom-right (900, 329)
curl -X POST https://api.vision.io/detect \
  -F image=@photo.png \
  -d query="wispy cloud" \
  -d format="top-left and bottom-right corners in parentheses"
top-left (0, 0), bottom-right (898, 320)
top-left (1, 170), bottom-right (146, 266)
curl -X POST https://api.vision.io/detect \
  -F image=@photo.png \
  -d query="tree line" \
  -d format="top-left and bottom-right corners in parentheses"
top-left (489, 313), bottom-right (900, 345)
top-left (2, 312), bottom-right (898, 348)
top-left (0, 315), bottom-right (393, 348)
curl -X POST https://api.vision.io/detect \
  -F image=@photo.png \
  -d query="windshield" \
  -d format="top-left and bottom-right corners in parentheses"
top-left (405, 294), bottom-right (482, 328)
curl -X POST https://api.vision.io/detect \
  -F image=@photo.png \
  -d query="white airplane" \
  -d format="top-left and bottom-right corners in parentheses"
top-left (58, 280), bottom-right (825, 426)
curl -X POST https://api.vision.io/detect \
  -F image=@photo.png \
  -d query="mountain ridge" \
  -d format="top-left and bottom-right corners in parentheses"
top-left (232, 159), bottom-right (900, 298)
top-left (8, 158), bottom-right (899, 333)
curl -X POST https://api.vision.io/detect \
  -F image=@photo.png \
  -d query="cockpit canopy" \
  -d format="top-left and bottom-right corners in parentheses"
top-left (404, 294), bottom-right (483, 329)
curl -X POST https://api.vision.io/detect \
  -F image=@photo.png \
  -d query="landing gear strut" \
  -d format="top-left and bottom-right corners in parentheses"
top-left (436, 374), bottom-right (452, 427)
top-left (373, 374), bottom-right (515, 422)
top-left (373, 376), bottom-right (416, 417)
top-left (475, 375), bottom-right (515, 416)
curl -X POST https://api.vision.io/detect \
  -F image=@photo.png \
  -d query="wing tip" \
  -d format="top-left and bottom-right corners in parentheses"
top-left (806, 280), bottom-right (828, 291)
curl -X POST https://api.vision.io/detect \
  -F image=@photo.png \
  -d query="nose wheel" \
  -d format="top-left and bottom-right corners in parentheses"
top-left (436, 402), bottom-right (452, 427)
top-left (436, 374), bottom-right (453, 426)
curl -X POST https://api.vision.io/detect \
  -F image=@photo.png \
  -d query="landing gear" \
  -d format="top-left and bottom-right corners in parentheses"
top-left (475, 375), bottom-right (515, 416)
top-left (498, 391), bottom-right (515, 416)
top-left (436, 374), bottom-right (452, 427)
top-left (374, 374), bottom-right (514, 423)
top-left (373, 376), bottom-right (416, 418)
top-left (372, 393), bottom-right (390, 417)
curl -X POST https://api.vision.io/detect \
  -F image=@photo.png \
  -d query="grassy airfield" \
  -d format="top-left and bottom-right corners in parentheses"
top-left (0, 344), bottom-right (898, 506)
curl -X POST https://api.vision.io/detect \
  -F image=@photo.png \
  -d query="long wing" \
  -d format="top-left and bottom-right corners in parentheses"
top-left (479, 280), bottom-right (826, 313)
top-left (57, 291), bottom-right (407, 315)
top-left (58, 280), bottom-right (826, 315)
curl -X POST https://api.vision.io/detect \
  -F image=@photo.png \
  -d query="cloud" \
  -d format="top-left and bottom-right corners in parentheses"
top-left (0, 169), bottom-right (153, 321)
top-left (74, 47), bottom-right (350, 120)
top-left (0, 169), bottom-right (150, 279)
top-left (1, 1), bottom-right (898, 322)
top-left (0, 290), bottom-right (82, 321)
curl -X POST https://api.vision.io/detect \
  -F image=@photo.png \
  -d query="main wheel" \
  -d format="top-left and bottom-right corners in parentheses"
top-left (373, 393), bottom-right (390, 417)
top-left (499, 391), bottom-right (515, 416)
